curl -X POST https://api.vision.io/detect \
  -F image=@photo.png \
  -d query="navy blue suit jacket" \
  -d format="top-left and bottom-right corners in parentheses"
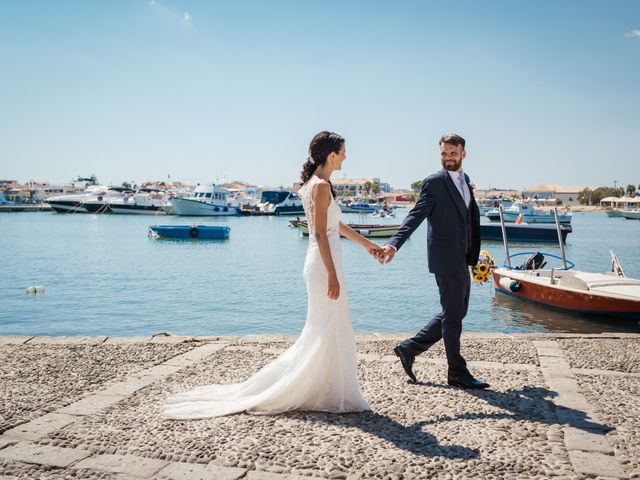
top-left (387, 168), bottom-right (481, 275)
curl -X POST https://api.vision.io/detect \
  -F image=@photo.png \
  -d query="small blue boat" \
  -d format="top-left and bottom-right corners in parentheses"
top-left (149, 225), bottom-right (230, 239)
top-left (480, 223), bottom-right (572, 243)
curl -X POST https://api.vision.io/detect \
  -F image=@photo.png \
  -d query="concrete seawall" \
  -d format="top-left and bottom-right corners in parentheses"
top-left (1, 332), bottom-right (639, 479)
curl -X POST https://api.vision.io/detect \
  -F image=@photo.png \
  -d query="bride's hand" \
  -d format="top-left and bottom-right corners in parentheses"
top-left (365, 241), bottom-right (383, 257)
top-left (327, 273), bottom-right (340, 300)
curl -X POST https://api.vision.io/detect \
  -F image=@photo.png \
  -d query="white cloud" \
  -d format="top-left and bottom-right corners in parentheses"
top-left (624, 29), bottom-right (640, 38)
top-left (148, 1), bottom-right (192, 28)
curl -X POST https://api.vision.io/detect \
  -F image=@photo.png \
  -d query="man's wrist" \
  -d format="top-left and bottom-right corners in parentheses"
top-left (385, 244), bottom-right (397, 252)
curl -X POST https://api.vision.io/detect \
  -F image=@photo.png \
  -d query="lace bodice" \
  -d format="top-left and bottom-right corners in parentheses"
top-left (298, 175), bottom-right (341, 238)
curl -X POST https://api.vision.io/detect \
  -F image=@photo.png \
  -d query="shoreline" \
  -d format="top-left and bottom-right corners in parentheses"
top-left (2, 330), bottom-right (640, 344)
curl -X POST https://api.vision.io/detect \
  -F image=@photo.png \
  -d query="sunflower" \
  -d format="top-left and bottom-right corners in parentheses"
top-left (473, 274), bottom-right (486, 283)
top-left (477, 263), bottom-right (489, 274)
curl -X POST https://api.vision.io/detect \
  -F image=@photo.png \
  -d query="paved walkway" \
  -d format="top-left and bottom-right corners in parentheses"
top-left (1, 333), bottom-right (639, 479)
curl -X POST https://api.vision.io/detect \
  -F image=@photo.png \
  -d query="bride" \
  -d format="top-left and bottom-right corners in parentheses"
top-left (165, 131), bottom-right (382, 419)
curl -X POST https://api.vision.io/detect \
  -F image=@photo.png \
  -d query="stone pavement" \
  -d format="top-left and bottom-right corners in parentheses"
top-left (0, 333), bottom-right (639, 479)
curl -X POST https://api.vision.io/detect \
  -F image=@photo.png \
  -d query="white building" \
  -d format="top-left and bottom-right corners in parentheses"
top-left (521, 184), bottom-right (599, 206)
top-left (331, 178), bottom-right (382, 197)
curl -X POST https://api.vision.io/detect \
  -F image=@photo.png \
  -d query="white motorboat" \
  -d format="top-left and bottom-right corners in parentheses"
top-left (171, 183), bottom-right (240, 216)
top-left (109, 189), bottom-right (171, 215)
top-left (83, 187), bottom-right (134, 213)
top-left (622, 210), bottom-right (640, 220)
top-left (478, 196), bottom-right (514, 215)
top-left (486, 202), bottom-right (572, 224)
top-left (338, 200), bottom-right (380, 213)
top-left (228, 187), bottom-right (262, 211)
top-left (257, 190), bottom-right (304, 215)
top-left (47, 185), bottom-right (109, 213)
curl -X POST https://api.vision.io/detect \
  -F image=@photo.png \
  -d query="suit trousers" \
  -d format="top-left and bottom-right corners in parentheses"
top-left (400, 268), bottom-right (470, 375)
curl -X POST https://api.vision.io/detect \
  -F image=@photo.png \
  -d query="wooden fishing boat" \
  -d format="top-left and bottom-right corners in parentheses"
top-left (492, 206), bottom-right (640, 321)
top-left (291, 218), bottom-right (399, 238)
top-left (493, 255), bottom-right (640, 321)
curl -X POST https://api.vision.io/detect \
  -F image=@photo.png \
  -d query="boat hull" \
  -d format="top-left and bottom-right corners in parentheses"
top-left (493, 270), bottom-right (640, 321)
top-left (485, 211), bottom-right (572, 224)
top-left (149, 225), bottom-right (230, 239)
top-left (340, 206), bottom-right (378, 213)
top-left (297, 221), bottom-right (399, 238)
top-left (48, 201), bottom-right (89, 214)
top-left (110, 204), bottom-right (166, 215)
top-left (274, 205), bottom-right (305, 216)
top-left (171, 197), bottom-right (240, 216)
top-left (480, 224), bottom-right (571, 243)
top-left (622, 211), bottom-right (640, 220)
top-left (83, 201), bottom-right (113, 213)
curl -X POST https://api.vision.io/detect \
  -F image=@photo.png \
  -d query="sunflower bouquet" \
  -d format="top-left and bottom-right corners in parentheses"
top-left (471, 250), bottom-right (495, 284)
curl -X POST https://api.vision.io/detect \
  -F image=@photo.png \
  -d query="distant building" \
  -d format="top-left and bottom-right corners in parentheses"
top-left (521, 184), bottom-right (599, 206)
top-left (331, 178), bottom-right (382, 197)
top-left (474, 188), bottom-right (520, 200)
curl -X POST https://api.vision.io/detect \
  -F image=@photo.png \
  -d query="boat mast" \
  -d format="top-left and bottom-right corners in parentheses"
top-left (553, 207), bottom-right (568, 269)
top-left (498, 206), bottom-right (512, 269)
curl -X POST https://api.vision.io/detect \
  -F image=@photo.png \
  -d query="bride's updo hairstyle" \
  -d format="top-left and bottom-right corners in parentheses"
top-left (301, 131), bottom-right (344, 197)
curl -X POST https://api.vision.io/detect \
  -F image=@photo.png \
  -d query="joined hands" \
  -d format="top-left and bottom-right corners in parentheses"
top-left (365, 242), bottom-right (395, 264)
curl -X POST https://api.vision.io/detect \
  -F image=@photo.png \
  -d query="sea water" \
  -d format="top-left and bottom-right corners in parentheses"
top-left (1, 211), bottom-right (638, 336)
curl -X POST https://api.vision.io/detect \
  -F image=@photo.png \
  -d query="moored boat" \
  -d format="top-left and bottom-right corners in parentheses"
top-left (256, 190), bottom-right (304, 215)
top-left (493, 255), bottom-right (640, 321)
top-left (338, 201), bottom-right (380, 214)
top-left (480, 223), bottom-right (572, 243)
top-left (621, 210), bottom-right (640, 220)
top-left (47, 185), bottom-right (109, 213)
top-left (492, 206), bottom-right (640, 321)
top-left (109, 189), bottom-right (171, 215)
top-left (486, 202), bottom-right (572, 224)
top-left (83, 187), bottom-right (135, 213)
top-left (171, 183), bottom-right (241, 216)
top-left (149, 225), bottom-right (230, 239)
top-left (293, 219), bottom-right (399, 238)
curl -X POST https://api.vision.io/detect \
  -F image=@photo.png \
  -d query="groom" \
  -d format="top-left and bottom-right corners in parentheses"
top-left (378, 133), bottom-right (489, 389)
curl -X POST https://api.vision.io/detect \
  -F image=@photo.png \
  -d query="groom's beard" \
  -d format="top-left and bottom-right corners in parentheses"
top-left (442, 159), bottom-right (461, 171)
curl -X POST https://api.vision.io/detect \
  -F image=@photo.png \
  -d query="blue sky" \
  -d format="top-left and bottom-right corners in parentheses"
top-left (1, 1), bottom-right (639, 190)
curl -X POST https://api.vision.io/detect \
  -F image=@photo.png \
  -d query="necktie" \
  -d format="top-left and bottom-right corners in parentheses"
top-left (457, 175), bottom-right (468, 207)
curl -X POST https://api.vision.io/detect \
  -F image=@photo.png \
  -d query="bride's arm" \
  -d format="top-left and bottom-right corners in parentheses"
top-left (312, 183), bottom-right (340, 300)
top-left (339, 222), bottom-right (382, 255)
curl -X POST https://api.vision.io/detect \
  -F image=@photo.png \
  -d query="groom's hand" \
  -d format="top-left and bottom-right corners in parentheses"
top-left (378, 245), bottom-right (395, 264)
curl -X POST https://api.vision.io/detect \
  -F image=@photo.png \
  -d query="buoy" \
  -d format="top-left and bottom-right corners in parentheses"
top-left (498, 277), bottom-right (521, 292)
top-left (26, 286), bottom-right (45, 294)
top-left (516, 213), bottom-right (523, 224)
top-left (189, 227), bottom-right (199, 238)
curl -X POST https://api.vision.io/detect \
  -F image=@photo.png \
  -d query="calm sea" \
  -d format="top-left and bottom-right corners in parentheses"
top-left (1, 210), bottom-right (639, 336)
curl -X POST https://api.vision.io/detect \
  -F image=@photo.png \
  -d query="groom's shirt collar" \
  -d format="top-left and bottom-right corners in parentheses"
top-left (447, 169), bottom-right (464, 182)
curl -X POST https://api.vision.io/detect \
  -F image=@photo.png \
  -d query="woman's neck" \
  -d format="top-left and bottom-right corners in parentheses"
top-left (314, 165), bottom-right (333, 182)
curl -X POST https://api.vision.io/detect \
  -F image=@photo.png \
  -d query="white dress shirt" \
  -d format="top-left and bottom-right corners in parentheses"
top-left (448, 169), bottom-right (470, 208)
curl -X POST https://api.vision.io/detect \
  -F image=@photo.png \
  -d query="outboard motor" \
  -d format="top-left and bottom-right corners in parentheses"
top-left (520, 252), bottom-right (547, 270)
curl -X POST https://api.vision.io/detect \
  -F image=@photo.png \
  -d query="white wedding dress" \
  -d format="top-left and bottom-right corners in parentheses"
top-left (165, 175), bottom-right (370, 419)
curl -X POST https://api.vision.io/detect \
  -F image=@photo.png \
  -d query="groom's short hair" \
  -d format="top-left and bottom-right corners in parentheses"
top-left (439, 134), bottom-right (465, 148)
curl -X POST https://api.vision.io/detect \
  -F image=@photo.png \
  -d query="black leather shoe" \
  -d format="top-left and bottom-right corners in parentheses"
top-left (447, 374), bottom-right (490, 389)
top-left (393, 345), bottom-right (417, 383)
